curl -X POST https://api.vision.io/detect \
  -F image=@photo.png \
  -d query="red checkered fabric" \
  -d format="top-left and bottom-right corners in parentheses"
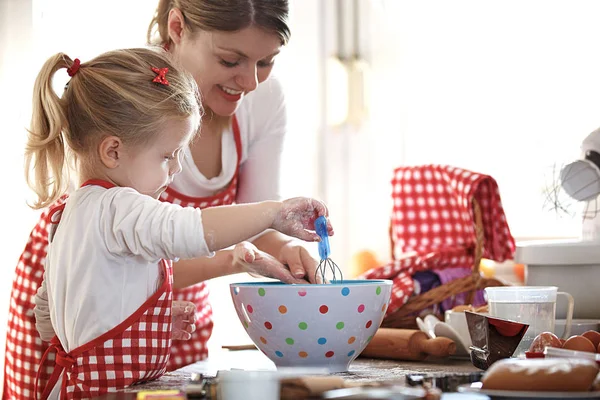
top-left (361, 165), bottom-right (515, 316)
top-left (3, 196), bottom-right (66, 400)
top-left (36, 260), bottom-right (173, 399)
top-left (159, 115), bottom-right (242, 371)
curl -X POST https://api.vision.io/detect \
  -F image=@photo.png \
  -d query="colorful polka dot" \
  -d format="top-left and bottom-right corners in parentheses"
top-left (285, 338), bottom-right (294, 345)
top-left (243, 321), bottom-right (249, 329)
top-left (246, 304), bottom-right (253, 313)
top-left (298, 322), bottom-right (308, 330)
top-left (347, 350), bottom-right (355, 357)
top-left (299, 351), bottom-right (308, 358)
top-left (298, 290), bottom-right (307, 297)
top-left (318, 337), bottom-right (327, 345)
top-left (319, 305), bottom-right (329, 314)
top-left (341, 287), bottom-right (350, 296)
top-left (376, 286), bottom-right (381, 295)
top-left (325, 351), bottom-right (334, 358)
top-left (260, 337), bottom-right (267, 344)
top-left (367, 335), bottom-right (373, 342)
top-left (348, 336), bottom-right (356, 344)
top-left (357, 304), bottom-right (365, 313)
top-left (234, 287), bottom-right (240, 295)
top-left (336, 322), bottom-right (345, 330)
top-left (275, 351), bottom-right (283, 357)
top-left (264, 321), bottom-right (273, 330)
top-left (381, 304), bottom-right (386, 312)
top-left (258, 288), bottom-right (266, 296)
top-left (278, 305), bottom-right (287, 314)
top-left (366, 320), bottom-right (373, 329)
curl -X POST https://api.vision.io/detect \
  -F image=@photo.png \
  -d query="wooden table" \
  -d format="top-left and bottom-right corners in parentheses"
top-left (96, 349), bottom-right (486, 399)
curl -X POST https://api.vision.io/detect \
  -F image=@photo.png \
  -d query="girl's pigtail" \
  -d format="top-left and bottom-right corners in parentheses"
top-left (25, 53), bottom-right (72, 209)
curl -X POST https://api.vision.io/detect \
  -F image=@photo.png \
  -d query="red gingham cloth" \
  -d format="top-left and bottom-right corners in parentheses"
top-left (36, 260), bottom-right (173, 399)
top-left (361, 165), bottom-right (515, 317)
top-left (3, 116), bottom-right (243, 397)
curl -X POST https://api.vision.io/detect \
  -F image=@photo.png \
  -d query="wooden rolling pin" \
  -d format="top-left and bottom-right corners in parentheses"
top-left (224, 328), bottom-right (456, 362)
top-left (359, 328), bottom-right (456, 361)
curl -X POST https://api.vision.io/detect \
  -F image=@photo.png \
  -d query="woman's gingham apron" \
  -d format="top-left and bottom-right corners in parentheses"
top-left (3, 116), bottom-right (242, 397)
top-left (159, 115), bottom-right (242, 371)
top-left (32, 180), bottom-right (174, 399)
top-left (4, 196), bottom-right (66, 400)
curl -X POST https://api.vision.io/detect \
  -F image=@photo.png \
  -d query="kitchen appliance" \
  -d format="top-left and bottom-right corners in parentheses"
top-left (516, 127), bottom-right (600, 320)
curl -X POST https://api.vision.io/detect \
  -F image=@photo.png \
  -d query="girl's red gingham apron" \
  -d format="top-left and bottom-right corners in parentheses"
top-left (3, 116), bottom-right (242, 397)
top-left (159, 115), bottom-right (242, 371)
top-left (33, 180), bottom-right (174, 399)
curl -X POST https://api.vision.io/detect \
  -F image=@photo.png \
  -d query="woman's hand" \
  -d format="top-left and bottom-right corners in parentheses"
top-left (272, 198), bottom-right (334, 242)
top-left (277, 241), bottom-right (324, 283)
top-left (233, 241), bottom-right (312, 284)
top-left (172, 301), bottom-right (197, 340)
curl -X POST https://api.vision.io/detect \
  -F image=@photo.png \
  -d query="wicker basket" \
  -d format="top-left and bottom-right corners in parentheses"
top-left (381, 198), bottom-right (506, 329)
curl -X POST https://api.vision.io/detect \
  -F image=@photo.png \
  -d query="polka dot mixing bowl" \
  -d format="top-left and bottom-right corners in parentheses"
top-left (230, 280), bottom-right (392, 372)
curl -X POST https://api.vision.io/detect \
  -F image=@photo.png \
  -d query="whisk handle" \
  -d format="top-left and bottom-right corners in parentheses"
top-left (315, 216), bottom-right (330, 260)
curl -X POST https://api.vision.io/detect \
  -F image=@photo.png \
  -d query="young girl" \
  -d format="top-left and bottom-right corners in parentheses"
top-left (27, 48), bottom-right (332, 399)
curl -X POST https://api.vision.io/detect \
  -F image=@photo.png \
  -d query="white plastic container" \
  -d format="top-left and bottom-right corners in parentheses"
top-left (515, 239), bottom-right (600, 319)
top-left (217, 370), bottom-right (280, 400)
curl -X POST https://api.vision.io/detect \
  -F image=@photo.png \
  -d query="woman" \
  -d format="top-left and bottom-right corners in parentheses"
top-left (3, 1), bottom-right (318, 399)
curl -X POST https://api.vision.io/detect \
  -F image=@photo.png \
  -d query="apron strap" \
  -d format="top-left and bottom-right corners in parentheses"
top-left (35, 336), bottom-right (75, 400)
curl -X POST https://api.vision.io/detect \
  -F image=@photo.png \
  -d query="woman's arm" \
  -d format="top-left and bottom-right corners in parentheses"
top-left (172, 249), bottom-right (238, 289)
top-left (172, 240), bottom-right (313, 289)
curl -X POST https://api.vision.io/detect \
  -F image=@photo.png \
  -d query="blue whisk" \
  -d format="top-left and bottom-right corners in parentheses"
top-left (314, 216), bottom-right (343, 283)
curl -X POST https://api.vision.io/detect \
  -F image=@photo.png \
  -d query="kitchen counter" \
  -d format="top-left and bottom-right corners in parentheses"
top-left (95, 349), bottom-right (482, 399)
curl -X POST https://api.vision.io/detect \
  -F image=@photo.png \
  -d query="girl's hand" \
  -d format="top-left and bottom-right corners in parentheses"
top-left (233, 242), bottom-right (310, 284)
top-left (272, 198), bottom-right (334, 242)
top-left (172, 301), bottom-right (196, 340)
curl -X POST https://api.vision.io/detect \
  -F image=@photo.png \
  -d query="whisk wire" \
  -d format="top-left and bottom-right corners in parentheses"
top-left (315, 257), bottom-right (343, 284)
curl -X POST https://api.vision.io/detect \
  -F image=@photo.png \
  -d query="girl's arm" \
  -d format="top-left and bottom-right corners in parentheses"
top-left (100, 188), bottom-right (330, 263)
top-left (34, 275), bottom-right (55, 342)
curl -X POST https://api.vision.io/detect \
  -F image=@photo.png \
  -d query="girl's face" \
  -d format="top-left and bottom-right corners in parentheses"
top-left (174, 25), bottom-right (282, 117)
top-left (118, 116), bottom-right (197, 198)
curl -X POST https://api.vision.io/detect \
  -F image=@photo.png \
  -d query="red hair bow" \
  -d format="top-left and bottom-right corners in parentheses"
top-left (151, 67), bottom-right (169, 86)
top-left (67, 58), bottom-right (80, 77)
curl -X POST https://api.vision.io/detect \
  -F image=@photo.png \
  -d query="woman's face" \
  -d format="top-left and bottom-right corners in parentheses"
top-left (175, 25), bottom-right (283, 117)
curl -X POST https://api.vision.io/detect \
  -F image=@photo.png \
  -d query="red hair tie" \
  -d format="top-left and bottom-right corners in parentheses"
top-left (67, 58), bottom-right (81, 77)
top-left (152, 67), bottom-right (169, 86)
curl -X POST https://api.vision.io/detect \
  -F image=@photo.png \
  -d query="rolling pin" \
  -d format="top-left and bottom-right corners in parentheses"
top-left (224, 328), bottom-right (456, 362)
top-left (360, 328), bottom-right (456, 361)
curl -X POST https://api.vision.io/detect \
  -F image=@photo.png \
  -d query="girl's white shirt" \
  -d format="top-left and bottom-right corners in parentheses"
top-left (35, 185), bottom-right (212, 354)
top-left (170, 76), bottom-right (286, 202)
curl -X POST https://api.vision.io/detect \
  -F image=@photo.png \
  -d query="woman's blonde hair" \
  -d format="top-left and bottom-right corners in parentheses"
top-left (147, 0), bottom-right (290, 47)
top-left (25, 47), bottom-right (201, 209)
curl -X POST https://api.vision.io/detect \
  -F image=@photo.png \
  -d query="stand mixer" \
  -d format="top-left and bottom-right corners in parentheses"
top-left (560, 126), bottom-right (600, 240)
top-left (515, 126), bottom-right (600, 321)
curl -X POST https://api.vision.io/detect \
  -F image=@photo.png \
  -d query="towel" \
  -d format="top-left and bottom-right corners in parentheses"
top-left (360, 165), bottom-right (515, 317)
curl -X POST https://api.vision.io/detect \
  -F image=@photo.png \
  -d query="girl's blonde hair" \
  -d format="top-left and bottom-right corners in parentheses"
top-left (25, 47), bottom-right (201, 209)
top-left (147, 0), bottom-right (290, 47)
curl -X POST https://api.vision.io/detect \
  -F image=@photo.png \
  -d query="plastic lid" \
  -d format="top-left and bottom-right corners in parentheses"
top-left (515, 239), bottom-right (600, 265)
top-left (485, 286), bottom-right (558, 302)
